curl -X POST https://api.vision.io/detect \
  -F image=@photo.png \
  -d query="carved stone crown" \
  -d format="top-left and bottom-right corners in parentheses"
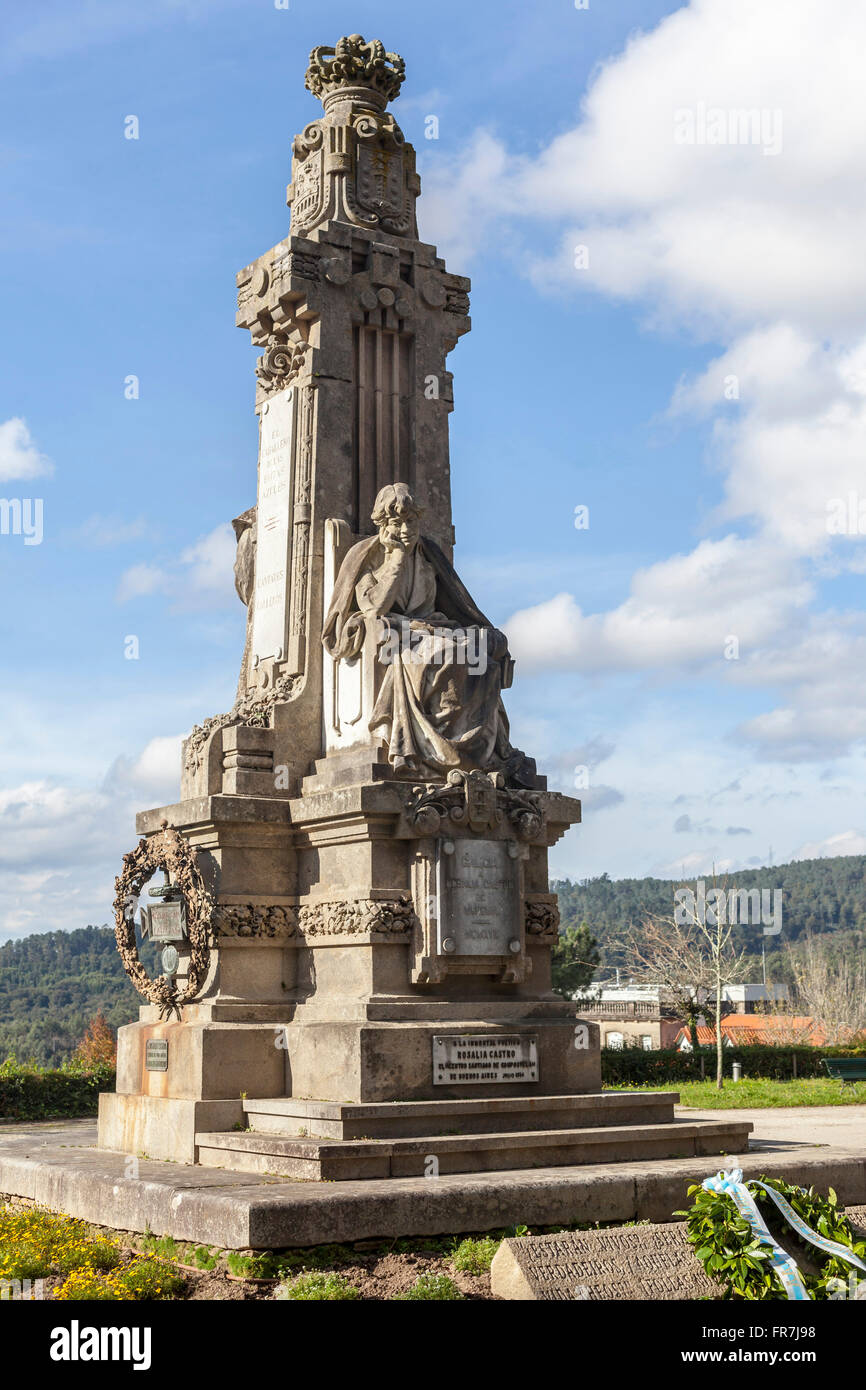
top-left (305, 35), bottom-right (405, 106)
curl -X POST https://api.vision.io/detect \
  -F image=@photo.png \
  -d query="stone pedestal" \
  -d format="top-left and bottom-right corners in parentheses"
top-left (103, 757), bottom-right (596, 1163)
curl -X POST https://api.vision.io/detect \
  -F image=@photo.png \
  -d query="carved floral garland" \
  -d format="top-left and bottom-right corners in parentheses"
top-left (113, 825), bottom-right (214, 1019)
top-left (184, 675), bottom-right (299, 775)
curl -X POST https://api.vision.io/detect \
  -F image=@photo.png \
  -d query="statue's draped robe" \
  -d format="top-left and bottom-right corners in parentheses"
top-left (322, 534), bottom-right (520, 776)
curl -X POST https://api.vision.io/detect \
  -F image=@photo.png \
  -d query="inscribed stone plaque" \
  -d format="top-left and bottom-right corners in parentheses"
top-left (145, 1040), bottom-right (169, 1073)
top-left (490, 1224), bottom-right (719, 1301)
top-left (252, 387), bottom-right (295, 665)
top-left (436, 838), bottom-right (520, 956)
top-left (432, 1034), bottom-right (538, 1085)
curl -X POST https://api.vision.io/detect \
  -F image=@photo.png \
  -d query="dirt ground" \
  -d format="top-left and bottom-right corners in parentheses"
top-left (181, 1248), bottom-right (494, 1301)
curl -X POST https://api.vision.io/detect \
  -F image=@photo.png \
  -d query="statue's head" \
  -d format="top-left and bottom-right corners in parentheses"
top-left (372, 482), bottom-right (421, 553)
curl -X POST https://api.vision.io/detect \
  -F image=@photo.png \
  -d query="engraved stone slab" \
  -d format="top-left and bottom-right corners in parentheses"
top-left (490, 1223), bottom-right (719, 1301)
top-left (432, 1033), bottom-right (538, 1086)
top-left (145, 1039), bottom-right (169, 1073)
top-left (436, 838), bottom-right (521, 956)
top-left (252, 387), bottom-right (295, 665)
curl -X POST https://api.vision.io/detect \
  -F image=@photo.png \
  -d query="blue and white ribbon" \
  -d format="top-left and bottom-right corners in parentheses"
top-left (701, 1168), bottom-right (866, 1301)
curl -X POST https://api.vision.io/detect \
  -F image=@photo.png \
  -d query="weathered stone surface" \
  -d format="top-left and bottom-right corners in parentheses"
top-left (4, 1122), bottom-right (866, 1252)
top-left (277, 1018), bottom-right (601, 1103)
top-left (491, 1223), bottom-right (719, 1301)
top-left (242, 1091), bottom-right (683, 1139)
top-left (98, 1095), bottom-right (243, 1166)
top-left (194, 1117), bottom-right (753, 1182)
top-left (437, 840), bottom-right (522, 958)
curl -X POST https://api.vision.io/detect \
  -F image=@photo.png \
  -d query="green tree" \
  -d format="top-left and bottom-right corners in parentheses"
top-left (551, 922), bottom-right (600, 999)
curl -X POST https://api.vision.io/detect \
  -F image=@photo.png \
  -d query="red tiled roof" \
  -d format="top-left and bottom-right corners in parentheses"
top-left (675, 1016), bottom-right (825, 1046)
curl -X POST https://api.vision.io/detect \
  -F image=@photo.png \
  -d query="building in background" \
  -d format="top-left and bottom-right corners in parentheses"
top-left (576, 983), bottom-right (681, 1050)
top-left (578, 980), bottom-right (791, 1049)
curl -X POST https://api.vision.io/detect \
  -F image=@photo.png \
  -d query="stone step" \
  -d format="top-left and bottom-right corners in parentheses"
top-left (301, 746), bottom-right (394, 793)
top-left (242, 1090), bottom-right (681, 1140)
top-left (195, 1117), bottom-right (752, 1181)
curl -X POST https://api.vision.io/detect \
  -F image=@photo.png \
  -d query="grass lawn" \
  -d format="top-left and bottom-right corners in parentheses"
top-left (606, 1077), bottom-right (866, 1108)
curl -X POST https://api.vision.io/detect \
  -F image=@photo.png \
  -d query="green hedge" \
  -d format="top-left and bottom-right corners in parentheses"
top-left (0, 1063), bottom-right (115, 1121)
top-left (601, 1043), bottom-right (866, 1085)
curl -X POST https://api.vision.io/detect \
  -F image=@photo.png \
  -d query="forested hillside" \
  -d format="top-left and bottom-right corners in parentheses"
top-left (1, 854), bottom-right (865, 1064)
top-left (0, 926), bottom-right (157, 1066)
top-left (554, 854), bottom-right (866, 971)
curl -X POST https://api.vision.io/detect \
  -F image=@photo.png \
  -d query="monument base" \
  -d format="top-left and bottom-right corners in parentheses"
top-left (194, 1090), bottom-right (751, 1181)
top-left (279, 1014), bottom-right (600, 1103)
top-left (98, 1094), bottom-right (244, 1166)
top-left (4, 1120), bottom-right (864, 1250)
top-left (99, 1016), bottom-right (289, 1163)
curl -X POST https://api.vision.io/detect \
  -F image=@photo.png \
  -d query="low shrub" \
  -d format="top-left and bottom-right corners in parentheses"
top-left (275, 1271), bottom-right (361, 1301)
top-left (600, 1043), bottom-right (866, 1086)
top-left (0, 1203), bottom-right (181, 1300)
top-left (451, 1236), bottom-right (499, 1274)
top-left (393, 1273), bottom-right (464, 1301)
top-left (55, 1258), bottom-right (183, 1301)
top-left (0, 1056), bottom-right (115, 1121)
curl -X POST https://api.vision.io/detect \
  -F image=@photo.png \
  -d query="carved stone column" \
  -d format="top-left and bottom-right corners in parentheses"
top-left (226, 34), bottom-right (471, 789)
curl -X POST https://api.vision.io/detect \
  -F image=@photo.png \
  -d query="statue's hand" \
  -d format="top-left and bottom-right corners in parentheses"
top-left (382, 544), bottom-right (408, 572)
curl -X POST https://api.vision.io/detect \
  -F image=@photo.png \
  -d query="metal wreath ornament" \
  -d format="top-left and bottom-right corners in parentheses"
top-left (113, 823), bottom-right (214, 1020)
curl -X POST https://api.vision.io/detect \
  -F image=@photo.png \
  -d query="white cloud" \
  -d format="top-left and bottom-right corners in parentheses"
top-left (792, 830), bottom-right (866, 861)
top-left (179, 524), bottom-right (236, 598)
top-left (104, 733), bottom-right (186, 802)
top-left (116, 522), bottom-right (236, 609)
top-left (0, 731), bottom-right (187, 938)
top-left (420, 130), bottom-right (514, 266)
top-left (128, 734), bottom-right (185, 792)
top-left (0, 418), bottom-right (52, 482)
top-left (426, 0), bottom-right (866, 339)
top-left (670, 326), bottom-right (866, 558)
top-left (506, 536), bottom-right (809, 674)
top-left (116, 563), bottom-right (167, 602)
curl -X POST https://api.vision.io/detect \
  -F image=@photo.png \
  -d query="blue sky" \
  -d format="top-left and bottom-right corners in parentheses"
top-left (2, 0), bottom-right (866, 938)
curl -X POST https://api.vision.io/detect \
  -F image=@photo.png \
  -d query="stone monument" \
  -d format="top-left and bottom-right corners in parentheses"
top-left (98, 34), bottom-right (749, 1178)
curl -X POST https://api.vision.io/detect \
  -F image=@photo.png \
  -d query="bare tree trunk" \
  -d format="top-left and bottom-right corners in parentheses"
top-left (715, 959), bottom-right (724, 1090)
top-left (717, 967), bottom-right (722, 1084)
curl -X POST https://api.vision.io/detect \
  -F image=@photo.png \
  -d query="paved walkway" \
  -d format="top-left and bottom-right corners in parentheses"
top-left (679, 1104), bottom-right (865, 1153)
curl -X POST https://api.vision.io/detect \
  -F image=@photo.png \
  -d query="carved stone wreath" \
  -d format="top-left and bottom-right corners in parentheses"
top-left (113, 825), bottom-right (213, 1019)
top-left (184, 674), bottom-right (299, 776)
